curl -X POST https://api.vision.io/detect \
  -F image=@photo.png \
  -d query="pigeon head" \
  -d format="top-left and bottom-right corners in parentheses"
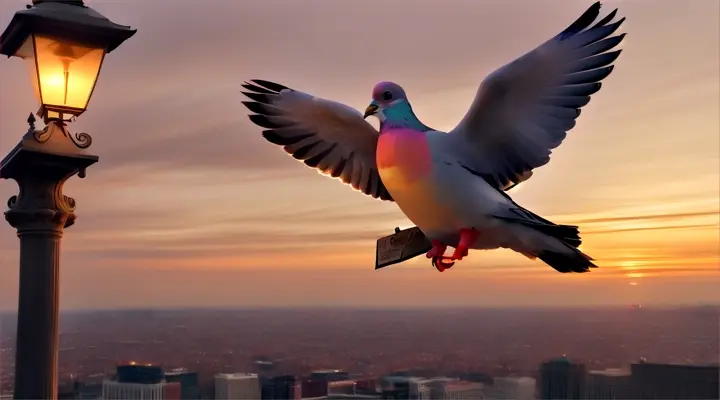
top-left (363, 81), bottom-right (408, 120)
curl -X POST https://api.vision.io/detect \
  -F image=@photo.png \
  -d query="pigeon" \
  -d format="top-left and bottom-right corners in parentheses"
top-left (241, 2), bottom-right (625, 273)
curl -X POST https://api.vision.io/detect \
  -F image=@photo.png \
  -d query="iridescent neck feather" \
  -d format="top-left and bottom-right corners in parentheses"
top-left (379, 100), bottom-right (433, 132)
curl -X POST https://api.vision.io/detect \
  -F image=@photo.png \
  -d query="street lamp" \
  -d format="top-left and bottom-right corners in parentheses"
top-left (0, 1), bottom-right (135, 399)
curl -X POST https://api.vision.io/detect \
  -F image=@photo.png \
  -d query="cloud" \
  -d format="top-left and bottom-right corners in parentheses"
top-left (576, 211), bottom-right (719, 224)
top-left (585, 223), bottom-right (718, 235)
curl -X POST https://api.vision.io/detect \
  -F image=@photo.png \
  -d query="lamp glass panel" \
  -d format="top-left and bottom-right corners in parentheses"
top-left (14, 37), bottom-right (41, 104)
top-left (33, 35), bottom-right (105, 113)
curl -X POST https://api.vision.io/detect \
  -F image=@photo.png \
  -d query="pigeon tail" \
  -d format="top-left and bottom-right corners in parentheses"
top-left (537, 246), bottom-right (597, 274)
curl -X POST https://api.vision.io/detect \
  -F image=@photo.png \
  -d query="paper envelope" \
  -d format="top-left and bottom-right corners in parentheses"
top-left (375, 226), bottom-right (433, 270)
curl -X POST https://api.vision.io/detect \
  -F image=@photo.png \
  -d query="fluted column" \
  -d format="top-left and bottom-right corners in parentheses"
top-left (1, 117), bottom-right (97, 400)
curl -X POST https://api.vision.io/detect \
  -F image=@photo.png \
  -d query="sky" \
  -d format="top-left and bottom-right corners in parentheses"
top-left (0, 0), bottom-right (718, 310)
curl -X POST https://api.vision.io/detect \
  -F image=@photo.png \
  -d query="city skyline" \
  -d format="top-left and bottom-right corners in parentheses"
top-left (0, 0), bottom-right (718, 310)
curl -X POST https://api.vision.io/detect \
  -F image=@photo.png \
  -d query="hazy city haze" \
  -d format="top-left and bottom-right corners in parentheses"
top-left (1, 307), bottom-right (718, 396)
top-left (0, 0), bottom-right (718, 310)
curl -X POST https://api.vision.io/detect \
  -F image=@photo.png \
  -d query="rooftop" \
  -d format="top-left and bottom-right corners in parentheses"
top-left (493, 377), bottom-right (536, 384)
top-left (328, 380), bottom-right (357, 387)
top-left (445, 381), bottom-right (484, 390)
top-left (589, 368), bottom-right (631, 377)
top-left (215, 373), bottom-right (258, 380)
top-left (165, 368), bottom-right (192, 376)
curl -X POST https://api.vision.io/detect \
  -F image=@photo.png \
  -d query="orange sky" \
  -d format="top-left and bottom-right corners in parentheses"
top-left (0, 0), bottom-right (718, 310)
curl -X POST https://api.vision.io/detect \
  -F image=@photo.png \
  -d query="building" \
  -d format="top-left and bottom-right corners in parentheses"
top-left (629, 361), bottom-right (719, 399)
top-left (484, 377), bottom-right (535, 400)
top-left (78, 373), bottom-right (106, 399)
top-left (261, 375), bottom-right (300, 400)
top-left (116, 364), bottom-right (164, 384)
top-left (423, 379), bottom-right (484, 400)
top-left (328, 380), bottom-right (357, 395)
top-left (214, 373), bottom-right (260, 400)
top-left (165, 368), bottom-right (200, 399)
top-left (252, 357), bottom-right (278, 378)
top-left (302, 372), bottom-right (354, 398)
top-left (439, 381), bottom-right (484, 400)
top-left (539, 357), bottom-right (586, 400)
top-left (585, 368), bottom-right (631, 399)
top-left (102, 380), bottom-right (180, 400)
top-left (310, 370), bottom-right (351, 382)
top-left (354, 379), bottom-right (378, 393)
top-left (380, 376), bottom-right (451, 400)
top-left (302, 379), bottom-right (330, 398)
top-left (102, 364), bottom-right (180, 400)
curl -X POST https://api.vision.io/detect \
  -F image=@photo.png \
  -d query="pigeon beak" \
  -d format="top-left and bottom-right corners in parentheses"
top-left (363, 104), bottom-right (378, 119)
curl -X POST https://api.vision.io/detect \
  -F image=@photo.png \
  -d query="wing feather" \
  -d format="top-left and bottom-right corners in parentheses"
top-left (446, 1), bottom-right (626, 191)
top-left (241, 80), bottom-right (394, 201)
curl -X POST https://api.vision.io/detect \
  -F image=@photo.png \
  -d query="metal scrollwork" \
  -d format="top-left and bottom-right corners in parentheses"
top-left (33, 127), bottom-right (52, 143)
top-left (62, 195), bottom-right (76, 210)
top-left (7, 195), bottom-right (18, 209)
top-left (25, 113), bottom-right (94, 150)
top-left (53, 182), bottom-right (77, 213)
top-left (70, 132), bottom-right (93, 149)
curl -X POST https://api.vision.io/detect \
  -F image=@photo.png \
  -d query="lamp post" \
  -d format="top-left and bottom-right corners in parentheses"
top-left (0, 1), bottom-right (135, 398)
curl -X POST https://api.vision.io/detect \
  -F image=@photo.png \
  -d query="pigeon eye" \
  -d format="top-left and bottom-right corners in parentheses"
top-left (382, 91), bottom-right (393, 101)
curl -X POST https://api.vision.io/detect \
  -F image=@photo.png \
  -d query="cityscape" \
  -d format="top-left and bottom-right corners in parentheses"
top-left (0, 307), bottom-right (717, 399)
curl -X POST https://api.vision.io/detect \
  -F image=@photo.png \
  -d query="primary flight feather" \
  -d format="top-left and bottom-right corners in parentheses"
top-left (241, 2), bottom-right (626, 273)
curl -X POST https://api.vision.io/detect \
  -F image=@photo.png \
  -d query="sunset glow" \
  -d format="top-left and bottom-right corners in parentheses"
top-left (0, 0), bottom-right (718, 310)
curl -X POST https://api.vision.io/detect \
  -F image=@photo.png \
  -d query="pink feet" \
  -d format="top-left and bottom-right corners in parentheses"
top-left (426, 229), bottom-right (480, 272)
top-left (452, 228), bottom-right (479, 261)
top-left (426, 240), bottom-right (453, 272)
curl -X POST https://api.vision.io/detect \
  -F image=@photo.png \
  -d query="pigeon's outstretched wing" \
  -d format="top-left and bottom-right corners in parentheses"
top-left (241, 80), bottom-right (393, 201)
top-left (446, 1), bottom-right (625, 191)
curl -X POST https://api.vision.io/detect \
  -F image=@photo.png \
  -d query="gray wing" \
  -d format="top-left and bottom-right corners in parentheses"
top-left (445, 2), bottom-right (626, 191)
top-left (241, 80), bottom-right (393, 201)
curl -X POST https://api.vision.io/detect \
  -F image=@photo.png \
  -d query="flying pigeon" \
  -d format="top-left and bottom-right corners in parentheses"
top-left (241, 2), bottom-right (626, 273)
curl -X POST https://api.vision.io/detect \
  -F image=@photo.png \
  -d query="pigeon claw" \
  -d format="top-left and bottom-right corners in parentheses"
top-left (432, 256), bottom-right (456, 272)
top-left (425, 240), bottom-right (447, 259)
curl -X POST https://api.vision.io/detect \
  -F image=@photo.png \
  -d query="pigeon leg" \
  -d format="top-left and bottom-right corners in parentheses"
top-left (426, 240), bottom-right (454, 272)
top-left (451, 228), bottom-right (479, 261)
top-left (425, 240), bottom-right (447, 259)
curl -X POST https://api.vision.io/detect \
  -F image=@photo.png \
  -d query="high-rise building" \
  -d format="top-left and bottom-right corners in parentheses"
top-left (165, 368), bottom-right (200, 399)
top-left (629, 361), bottom-right (719, 399)
top-left (214, 373), bottom-right (260, 400)
top-left (539, 357), bottom-right (586, 400)
top-left (102, 364), bottom-right (181, 400)
top-left (262, 375), bottom-right (301, 400)
top-left (116, 364), bottom-right (164, 384)
top-left (585, 368), bottom-right (631, 399)
top-left (102, 380), bottom-right (181, 400)
top-left (484, 377), bottom-right (535, 400)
